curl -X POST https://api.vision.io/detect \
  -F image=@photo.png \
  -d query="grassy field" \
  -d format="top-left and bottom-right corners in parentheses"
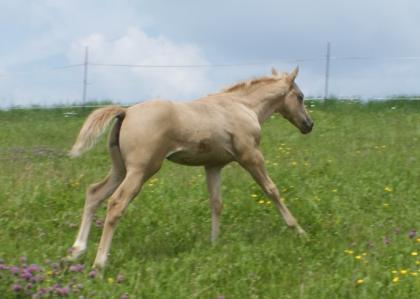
top-left (0, 99), bottom-right (419, 298)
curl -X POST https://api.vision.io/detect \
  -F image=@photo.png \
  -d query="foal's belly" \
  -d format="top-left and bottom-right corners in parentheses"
top-left (166, 144), bottom-right (233, 166)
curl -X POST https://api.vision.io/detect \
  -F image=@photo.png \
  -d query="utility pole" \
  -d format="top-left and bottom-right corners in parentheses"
top-left (324, 42), bottom-right (330, 100)
top-left (82, 47), bottom-right (89, 106)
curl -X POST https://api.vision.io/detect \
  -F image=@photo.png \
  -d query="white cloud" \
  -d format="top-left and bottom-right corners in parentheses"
top-left (2, 0), bottom-right (420, 107)
top-left (67, 27), bottom-right (212, 102)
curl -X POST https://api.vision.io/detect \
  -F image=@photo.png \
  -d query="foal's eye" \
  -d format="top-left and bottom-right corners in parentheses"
top-left (297, 94), bottom-right (304, 102)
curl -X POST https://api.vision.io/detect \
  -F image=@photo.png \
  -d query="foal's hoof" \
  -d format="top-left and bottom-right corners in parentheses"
top-left (62, 247), bottom-right (86, 263)
top-left (89, 266), bottom-right (105, 279)
top-left (91, 264), bottom-right (106, 279)
top-left (295, 226), bottom-right (309, 239)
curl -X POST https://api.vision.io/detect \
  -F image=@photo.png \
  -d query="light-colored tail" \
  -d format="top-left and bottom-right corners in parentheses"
top-left (69, 106), bottom-right (126, 157)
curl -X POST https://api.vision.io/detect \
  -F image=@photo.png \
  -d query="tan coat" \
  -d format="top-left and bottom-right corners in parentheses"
top-left (66, 67), bottom-right (313, 269)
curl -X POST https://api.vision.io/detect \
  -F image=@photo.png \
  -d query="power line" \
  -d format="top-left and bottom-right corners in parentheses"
top-left (88, 58), bottom-right (323, 69)
top-left (2, 55), bottom-right (420, 77)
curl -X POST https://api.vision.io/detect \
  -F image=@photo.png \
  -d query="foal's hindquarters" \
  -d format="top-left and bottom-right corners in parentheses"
top-left (67, 103), bottom-right (175, 269)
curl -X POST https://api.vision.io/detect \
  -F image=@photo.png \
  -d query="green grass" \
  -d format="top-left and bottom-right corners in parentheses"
top-left (0, 100), bottom-right (419, 298)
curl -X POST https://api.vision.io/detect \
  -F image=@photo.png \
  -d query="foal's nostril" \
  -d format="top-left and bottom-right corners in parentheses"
top-left (302, 119), bottom-right (313, 133)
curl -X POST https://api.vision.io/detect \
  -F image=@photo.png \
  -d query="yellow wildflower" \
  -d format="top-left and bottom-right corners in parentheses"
top-left (356, 279), bottom-right (364, 285)
top-left (251, 194), bottom-right (258, 198)
top-left (416, 238), bottom-right (420, 243)
top-left (344, 249), bottom-right (354, 255)
top-left (383, 203), bottom-right (389, 207)
top-left (410, 272), bottom-right (418, 277)
top-left (416, 261), bottom-right (420, 265)
top-left (108, 277), bottom-right (114, 284)
top-left (355, 255), bottom-right (362, 260)
top-left (391, 270), bottom-right (397, 274)
top-left (332, 189), bottom-right (337, 193)
top-left (258, 200), bottom-right (265, 204)
top-left (384, 186), bottom-right (393, 192)
top-left (400, 270), bottom-right (408, 275)
top-left (392, 277), bottom-right (399, 283)
top-left (291, 161), bottom-right (298, 166)
top-left (411, 251), bottom-right (418, 256)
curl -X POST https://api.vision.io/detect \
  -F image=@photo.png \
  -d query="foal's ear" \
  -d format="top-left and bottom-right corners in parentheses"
top-left (288, 66), bottom-right (299, 82)
top-left (271, 67), bottom-right (278, 76)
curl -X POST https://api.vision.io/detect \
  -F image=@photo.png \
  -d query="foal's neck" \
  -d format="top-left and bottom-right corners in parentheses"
top-left (240, 86), bottom-right (285, 124)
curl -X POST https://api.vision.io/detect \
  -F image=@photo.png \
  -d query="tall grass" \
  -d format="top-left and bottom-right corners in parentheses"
top-left (0, 100), bottom-right (419, 298)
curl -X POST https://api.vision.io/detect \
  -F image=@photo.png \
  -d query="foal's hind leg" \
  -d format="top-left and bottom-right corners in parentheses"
top-left (238, 149), bottom-right (305, 235)
top-left (66, 170), bottom-right (124, 260)
top-left (67, 118), bottom-right (126, 261)
top-left (93, 158), bottom-right (163, 270)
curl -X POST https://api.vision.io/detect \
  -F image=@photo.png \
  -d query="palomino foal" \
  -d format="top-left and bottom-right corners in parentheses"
top-left (67, 67), bottom-right (313, 269)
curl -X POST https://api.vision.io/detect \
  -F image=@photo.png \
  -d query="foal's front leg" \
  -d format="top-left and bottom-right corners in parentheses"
top-left (205, 166), bottom-right (222, 243)
top-left (239, 149), bottom-right (306, 235)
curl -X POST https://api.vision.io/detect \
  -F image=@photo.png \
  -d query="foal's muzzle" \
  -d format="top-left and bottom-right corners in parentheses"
top-left (300, 119), bottom-right (314, 134)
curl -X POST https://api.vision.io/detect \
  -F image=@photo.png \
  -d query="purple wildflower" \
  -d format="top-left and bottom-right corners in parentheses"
top-left (55, 287), bottom-right (70, 297)
top-left (32, 274), bottom-right (45, 283)
top-left (28, 264), bottom-right (41, 273)
top-left (10, 265), bottom-right (20, 275)
top-left (217, 296), bottom-right (225, 299)
top-left (88, 270), bottom-right (97, 279)
top-left (0, 263), bottom-right (9, 270)
top-left (20, 269), bottom-right (33, 281)
top-left (120, 294), bottom-right (129, 299)
top-left (408, 229), bottom-right (416, 239)
top-left (116, 273), bottom-right (124, 283)
top-left (38, 287), bottom-right (47, 295)
top-left (51, 262), bottom-right (60, 270)
top-left (11, 283), bottom-right (23, 292)
top-left (26, 283), bottom-right (33, 290)
top-left (69, 264), bottom-right (84, 272)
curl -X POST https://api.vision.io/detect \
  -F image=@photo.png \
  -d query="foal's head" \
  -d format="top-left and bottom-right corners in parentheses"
top-left (274, 67), bottom-right (314, 134)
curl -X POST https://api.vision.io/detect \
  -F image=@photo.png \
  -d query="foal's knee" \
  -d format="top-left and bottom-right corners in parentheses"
top-left (106, 200), bottom-right (124, 227)
top-left (265, 184), bottom-right (279, 199)
top-left (211, 198), bottom-right (222, 215)
top-left (87, 181), bottom-right (106, 197)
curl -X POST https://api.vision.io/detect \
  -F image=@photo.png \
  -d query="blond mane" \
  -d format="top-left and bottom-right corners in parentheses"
top-left (221, 73), bottom-right (287, 94)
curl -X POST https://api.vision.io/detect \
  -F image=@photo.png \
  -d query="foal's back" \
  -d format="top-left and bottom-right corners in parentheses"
top-left (119, 96), bottom-right (258, 166)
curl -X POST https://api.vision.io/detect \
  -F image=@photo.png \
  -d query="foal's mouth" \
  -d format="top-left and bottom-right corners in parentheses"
top-left (300, 121), bottom-right (314, 134)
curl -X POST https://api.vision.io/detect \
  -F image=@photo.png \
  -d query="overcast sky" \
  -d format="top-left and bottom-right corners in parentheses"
top-left (1, 0), bottom-right (420, 107)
